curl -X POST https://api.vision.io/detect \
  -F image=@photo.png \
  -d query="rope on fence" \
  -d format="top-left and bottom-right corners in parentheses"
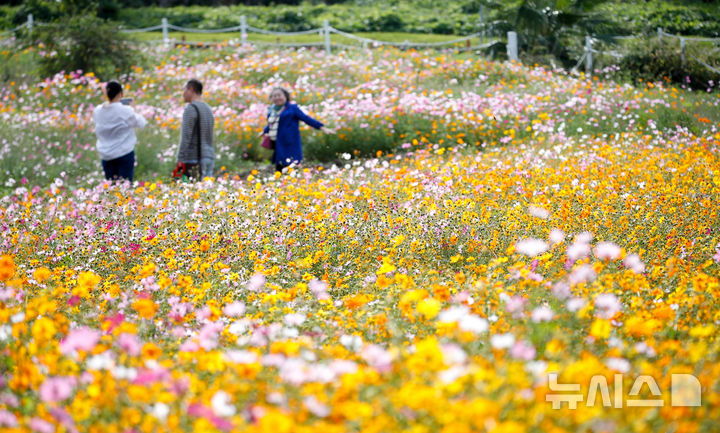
top-left (689, 54), bottom-right (720, 75)
top-left (166, 23), bottom-right (247, 34)
top-left (121, 24), bottom-right (164, 34)
top-left (245, 25), bottom-right (323, 36)
top-left (250, 41), bottom-right (326, 48)
top-left (0, 23), bottom-right (27, 36)
top-left (328, 27), bottom-right (482, 48)
top-left (569, 52), bottom-right (587, 74)
top-left (660, 30), bottom-right (720, 43)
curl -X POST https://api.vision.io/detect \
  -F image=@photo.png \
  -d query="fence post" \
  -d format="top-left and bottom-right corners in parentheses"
top-left (162, 18), bottom-right (169, 47)
top-left (680, 37), bottom-right (685, 67)
top-left (507, 31), bottom-right (518, 61)
top-left (27, 14), bottom-right (33, 36)
top-left (240, 15), bottom-right (247, 44)
top-left (323, 20), bottom-right (331, 54)
top-left (585, 36), bottom-right (593, 75)
top-left (478, 4), bottom-right (485, 42)
top-left (657, 27), bottom-right (663, 42)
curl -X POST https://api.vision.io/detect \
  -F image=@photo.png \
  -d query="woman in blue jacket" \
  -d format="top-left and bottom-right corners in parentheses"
top-left (263, 87), bottom-right (334, 172)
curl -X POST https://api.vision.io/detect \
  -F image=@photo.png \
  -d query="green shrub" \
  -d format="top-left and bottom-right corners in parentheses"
top-left (31, 15), bottom-right (138, 80)
top-left (617, 38), bottom-right (720, 90)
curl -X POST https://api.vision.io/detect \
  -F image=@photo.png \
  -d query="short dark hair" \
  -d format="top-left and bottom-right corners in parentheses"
top-left (271, 87), bottom-right (291, 102)
top-left (106, 80), bottom-right (122, 100)
top-left (185, 79), bottom-right (203, 95)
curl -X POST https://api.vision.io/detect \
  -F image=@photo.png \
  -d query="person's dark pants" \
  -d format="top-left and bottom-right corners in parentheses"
top-left (101, 151), bottom-right (135, 182)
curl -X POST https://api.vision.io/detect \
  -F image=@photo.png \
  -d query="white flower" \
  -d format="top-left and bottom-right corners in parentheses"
top-left (87, 352), bottom-right (114, 370)
top-left (566, 297), bottom-right (587, 312)
top-left (605, 357), bottom-right (631, 373)
top-left (528, 205), bottom-right (550, 219)
top-left (531, 306), bottom-right (553, 323)
top-left (594, 242), bottom-right (621, 260)
top-left (490, 333), bottom-right (515, 349)
top-left (150, 402), bottom-right (170, 422)
top-left (437, 306), bottom-right (470, 323)
top-left (515, 238), bottom-right (549, 257)
top-left (283, 313), bottom-right (306, 327)
top-left (549, 229), bottom-right (566, 245)
top-left (340, 334), bottom-right (363, 352)
top-left (211, 391), bottom-right (236, 417)
top-left (458, 315), bottom-right (489, 333)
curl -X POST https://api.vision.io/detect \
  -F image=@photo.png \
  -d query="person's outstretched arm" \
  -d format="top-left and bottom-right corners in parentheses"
top-left (294, 105), bottom-right (324, 130)
top-left (127, 108), bottom-right (147, 129)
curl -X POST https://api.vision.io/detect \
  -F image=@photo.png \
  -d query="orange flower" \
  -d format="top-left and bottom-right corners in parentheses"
top-left (133, 298), bottom-right (158, 319)
top-left (0, 254), bottom-right (15, 281)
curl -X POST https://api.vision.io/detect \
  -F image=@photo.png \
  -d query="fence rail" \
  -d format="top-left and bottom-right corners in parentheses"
top-left (2, 14), bottom-right (719, 76)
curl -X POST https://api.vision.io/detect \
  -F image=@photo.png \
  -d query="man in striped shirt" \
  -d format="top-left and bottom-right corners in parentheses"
top-left (177, 79), bottom-right (215, 179)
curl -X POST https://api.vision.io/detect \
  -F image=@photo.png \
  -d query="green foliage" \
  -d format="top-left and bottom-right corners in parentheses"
top-left (0, 46), bottom-right (39, 84)
top-left (616, 38), bottom-right (720, 91)
top-left (115, 2), bottom-right (482, 34)
top-left (31, 15), bottom-right (138, 81)
top-left (596, 0), bottom-right (720, 37)
top-left (484, 0), bottom-right (612, 68)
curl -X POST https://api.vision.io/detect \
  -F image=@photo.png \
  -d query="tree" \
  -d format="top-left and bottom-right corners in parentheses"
top-left (31, 14), bottom-right (138, 80)
top-left (484, 0), bottom-right (610, 67)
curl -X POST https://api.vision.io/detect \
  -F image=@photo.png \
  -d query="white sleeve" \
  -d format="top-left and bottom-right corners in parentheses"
top-left (126, 107), bottom-right (147, 129)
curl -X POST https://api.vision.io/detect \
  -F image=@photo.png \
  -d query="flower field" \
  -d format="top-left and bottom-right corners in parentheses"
top-left (1, 45), bottom-right (720, 432)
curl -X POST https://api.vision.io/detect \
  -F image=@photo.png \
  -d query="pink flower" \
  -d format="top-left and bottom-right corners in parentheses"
top-left (309, 279), bottom-right (330, 300)
top-left (568, 264), bottom-right (596, 285)
top-left (198, 321), bottom-right (224, 351)
top-left (515, 238), bottom-right (549, 257)
top-left (510, 340), bottom-right (536, 361)
top-left (531, 305), bottom-right (553, 323)
top-left (0, 409), bottom-right (17, 427)
top-left (594, 293), bottom-right (621, 319)
top-left (623, 253), bottom-right (645, 274)
top-left (552, 282), bottom-right (571, 300)
top-left (361, 344), bottom-right (393, 373)
top-left (59, 327), bottom-right (100, 356)
top-left (246, 273), bottom-right (265, 292)
top-left (29, 417), bottom-right (54, 433)
top-left (712, 247), bottom-right (720, 263)
top-left (594, 242), bottom-right (621, 260)
top-left (39, 377), bottom-right (75, 403)
top-left (566, 242), bottom-right (591, 261)
top-left (117, 333), bottom-right (141, 356)
top-left (223, 301), bottom-right (246, 318)
top-left (505, 295), bottom-right (527, 318)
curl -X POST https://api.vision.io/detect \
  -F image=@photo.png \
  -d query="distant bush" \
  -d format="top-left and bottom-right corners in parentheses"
top-left (31, 15), bottom-right (138, 80)
top-left (617, 38), bottom-right (720, 90)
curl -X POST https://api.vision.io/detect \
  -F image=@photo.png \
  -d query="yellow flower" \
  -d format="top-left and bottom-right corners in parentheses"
top-left (590, 319), bottom-right (611, 339)
top-left (32, 316), bottom-right (56, 343)
top-left (73, 271), bottom-right (101, 298)
top-left (376, 260), bottom-right (397, 275)
top-left (417, 298), bottom-right (441, 320)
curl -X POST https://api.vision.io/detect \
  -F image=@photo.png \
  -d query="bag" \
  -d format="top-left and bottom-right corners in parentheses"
top-left (261, 135), bottom-right (274, 149)
top-left (172, 162), bottom-right (200, 182)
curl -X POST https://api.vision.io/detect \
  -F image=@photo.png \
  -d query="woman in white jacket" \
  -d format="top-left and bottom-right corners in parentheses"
top-left (92, 80), bottom-right (146, 182)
